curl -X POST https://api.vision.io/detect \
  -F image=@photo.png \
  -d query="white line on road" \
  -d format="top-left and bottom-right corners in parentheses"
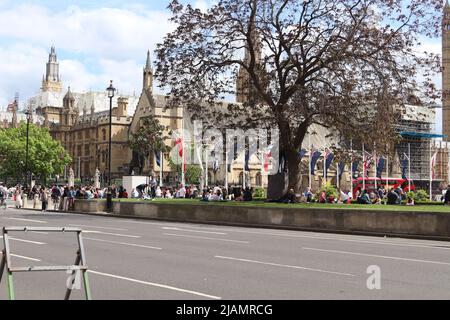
top-left (164, 233), bottom-right (249, 244)
top-left (88, 270), bottom-right (221, 300)
top-left (6, 218), bottom-right (47, 224)
top-left (69, 224), bottom-right (128, 231)
top-left (8, 237), bottom-right (46, 245)
top-left (82, 231), bottom-right (141, 238)
top-left (215, 255), bottom-right (356, 277)
top-left (11, 253), bottom-right (41, 262)
top-left (162, 227), bottom-right (227, 235)
top-left (30, 231), bottom-right (49, 235)
top-left (302, 247), bottom-right (450, 266)
top-left (83, 237), bottom-right (162, 250)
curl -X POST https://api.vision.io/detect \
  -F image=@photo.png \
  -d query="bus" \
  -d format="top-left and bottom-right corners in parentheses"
top-left (352, 177), bottom-right (415, 199)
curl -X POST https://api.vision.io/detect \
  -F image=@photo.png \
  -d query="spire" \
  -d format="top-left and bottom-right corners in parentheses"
top-left (143, 50), bottom-right (153, 92)
top-left (146, 50), bottom-right (152, 70)
top-left (42, 46), bottom-right (62, 92)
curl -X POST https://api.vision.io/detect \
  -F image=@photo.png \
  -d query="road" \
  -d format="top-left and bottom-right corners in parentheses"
top-left (0, 207), bottom-right (449, 300)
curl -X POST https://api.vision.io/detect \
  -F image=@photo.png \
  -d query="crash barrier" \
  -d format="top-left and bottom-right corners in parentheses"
top-left (0, 227), bottom-right (92, 300)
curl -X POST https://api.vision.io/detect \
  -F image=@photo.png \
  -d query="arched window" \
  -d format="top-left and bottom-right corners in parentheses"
top-left (256, 173), bottom-right (262, 186)
top-left (102, 129), bottom-right (106, 141)
top-left (239, 172), bottom-right (244, 186)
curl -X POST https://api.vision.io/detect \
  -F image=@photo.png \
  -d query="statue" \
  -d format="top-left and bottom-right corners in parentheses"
top-left (94, 168), bottom-right (101, 189)
top-left (69, 167), bottom-right (75, 187)
top-left (129, 151), bottom-right (145, 175)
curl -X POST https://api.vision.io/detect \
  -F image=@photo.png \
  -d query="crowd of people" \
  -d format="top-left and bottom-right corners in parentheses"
top-left (1, 180), bottom-right (450, 212)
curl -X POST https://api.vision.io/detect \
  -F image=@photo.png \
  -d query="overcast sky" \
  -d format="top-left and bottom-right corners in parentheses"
top-left (0, 0), bottom-right (443, 133)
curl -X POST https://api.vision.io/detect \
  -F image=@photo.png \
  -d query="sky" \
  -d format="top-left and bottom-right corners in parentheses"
top-left (0, 0), bottom-right (443, 133)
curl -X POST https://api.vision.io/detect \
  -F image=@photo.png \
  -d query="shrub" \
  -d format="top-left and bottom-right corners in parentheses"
top-left (413, 190), bottom-right (429, 202)
top-left (253, 187), bottom-right (266, 199)
top-left (315, 183), bottom-right (338, 200)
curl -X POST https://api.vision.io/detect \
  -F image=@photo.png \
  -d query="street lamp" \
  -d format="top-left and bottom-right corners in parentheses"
top-left (24, 110), bottom-right (31, 189)
top-left (106, 80), bottom-right (116, 186)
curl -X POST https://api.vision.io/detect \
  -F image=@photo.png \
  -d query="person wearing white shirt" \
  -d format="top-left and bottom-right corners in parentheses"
top-left (155, 186), bottom-right (162, 198)
top-left (177, 186), bottom-right (186, 198)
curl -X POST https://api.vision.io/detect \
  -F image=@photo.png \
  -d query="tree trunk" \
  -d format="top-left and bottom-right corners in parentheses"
top-left (286, 150), bottom-right (302, 193)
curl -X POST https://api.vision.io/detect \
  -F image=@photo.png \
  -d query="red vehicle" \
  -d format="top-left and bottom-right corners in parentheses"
top-left (352, 177), bottom-right (415, 199)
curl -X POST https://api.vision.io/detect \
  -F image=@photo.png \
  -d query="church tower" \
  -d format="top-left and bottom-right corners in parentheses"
top-left (236, 18), bottom-right (264, 104)
top-left (41, 46), bottom-right (62, 93)
top-left (143, 50), bottom-right (153, 92)
top-left (443, 1), bottom-right (450, 141)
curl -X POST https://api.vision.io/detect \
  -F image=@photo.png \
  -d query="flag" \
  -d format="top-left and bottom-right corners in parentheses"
top-left (338, 162), bottom-right (345, 181)
top-left (401, 158), bottom-right (408, 180)
top-left (155, 150), bottom-right (161, 167)
top-left (324, 148), bottom-right (334, 178)
top-left (278, 151), bottom-right (286, 174)
top-left (264, 145), bottom-right (274, 173)
top-left (352, 161), bottom-right (359, 178)
top-left (298, 148), bottom-right (307, 160)
top-left (310, 147), bottom-right (322, 176)
top-left (175, 138), bottom-right (183, 157)
top-left (212, 151), bottom-right (220, 172)
top-left (227, 164), bottom-right (231, 173)
top-left (376, 158), bottom-right (385, 179)
top-left (363, 151), bottom-right (373, 178)
top-left (431, 150), bottom-right (438, 180)
top-left (7, 102), bottom-right (15, 112)
top-left (244, 148), bottom-right (250, 172)
top-left (196, 145), bottom-right (204, 171)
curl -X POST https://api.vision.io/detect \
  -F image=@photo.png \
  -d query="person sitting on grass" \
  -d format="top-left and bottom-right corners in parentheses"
top-left (319, 191), bottom-right (327, 204)
top-left (444, 185), bottom-right (450, 205)
top-left (357, 190), bottom-right (371, 204)
top-left (387, 188), bottom-right (400, 205)
top-left (406, 195), bottom-right (415, 206)
top-left (209, 190), bottom-right (222, 202)
top-left (243, 187), bottom-right (253, 202)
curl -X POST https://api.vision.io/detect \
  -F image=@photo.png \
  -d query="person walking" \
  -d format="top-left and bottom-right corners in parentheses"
top-left (15, 187), bottom-right (23, 209)
top-left (40, 187), bottom-right (49, 212)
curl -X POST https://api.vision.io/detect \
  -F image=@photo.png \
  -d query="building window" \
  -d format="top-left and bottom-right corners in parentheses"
top-left (102, 129), bottom-right (106, 141)
top-left (77, 145), bottom-right (82, 156)
top-left (85, 145), bottom-right (90, 156)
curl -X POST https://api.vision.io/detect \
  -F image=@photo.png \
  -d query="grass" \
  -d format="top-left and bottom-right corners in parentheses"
top-left (112, 198), bottom-right (450, 213)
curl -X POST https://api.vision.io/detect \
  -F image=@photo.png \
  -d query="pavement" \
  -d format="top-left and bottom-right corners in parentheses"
top-left (0, 207), bottom-right (449, 300)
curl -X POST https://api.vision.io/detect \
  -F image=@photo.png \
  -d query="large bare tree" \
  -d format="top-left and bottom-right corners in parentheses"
top-left (155, 0), bottom-right (441, 191)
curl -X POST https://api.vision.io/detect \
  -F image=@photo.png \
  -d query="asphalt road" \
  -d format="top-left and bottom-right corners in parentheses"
top-left (0, 207), bottom-right (449, 300)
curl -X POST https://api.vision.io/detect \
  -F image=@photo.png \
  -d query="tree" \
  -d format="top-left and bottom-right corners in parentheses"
top-left (129, 115), bottom-right (171, 174)
top-left (155, 0), bottom-right (441, 191)
top-left (0, 124), bottom-right (71, 184)
top-left (168, 157), bottom-right (202, 185)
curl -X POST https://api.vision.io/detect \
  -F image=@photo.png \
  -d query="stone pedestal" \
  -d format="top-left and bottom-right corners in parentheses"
top-left (122, 176), bottom-right (148, 199)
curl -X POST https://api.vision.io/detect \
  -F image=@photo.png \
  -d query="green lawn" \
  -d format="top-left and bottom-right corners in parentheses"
top-left (113, 198), bottom-right (450, 213)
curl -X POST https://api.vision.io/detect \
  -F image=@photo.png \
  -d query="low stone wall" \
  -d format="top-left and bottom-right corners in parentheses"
top-left (73, 199), bottom-right (107, 213)
top-left (72, 200), bottom-right (450, 239)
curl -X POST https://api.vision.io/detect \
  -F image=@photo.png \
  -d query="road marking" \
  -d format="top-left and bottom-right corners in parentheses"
top-left (302, 247), bottom-right (450, 266)
top-left (215, 255), bottom-right (355, 277)
top-left (83, 231), bottom-right (141, 238)
top-left (8, 237), bottom-right (46, 245)
top-left (6, 218), bottom-right (47, 224)
top-left (11, 253), bottom-right (41, 262)
top-left (162, 227), bottom-right (227, 235)
top-left (88, 270), bottom-right (221, 300)
top-left (30, 231), bottom-right (49, 235)
top-left (164, 233), bottom-right (249, 244)
top-left (83, 237), bottom-right (162, 250)
top-left (180, 227), bottom-right (450, 250)
top-left (69, 224), bottom-right (128, 231)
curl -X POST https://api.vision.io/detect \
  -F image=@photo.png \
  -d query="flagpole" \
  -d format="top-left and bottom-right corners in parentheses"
top-left (225, 150), bottom-right (229, 192)
top-left (362, 143), bottom-right (366, 191)
top-left (323, 147), bottom-right (326, 185)
top-left (408, 142), bottom-right (411, 193)
top-left (374, 144), bottom-right (377, 191)
top-left (430, 141), bottom-right (432, 202)
top-left (205, 146), bottom-right (209, 188)
top-left (243, 151), bottom-right (246, 190)
top-left (386, 145), bottom-right (389, 192)
top-left (160, 112), bottom-right (163, 187)
top-left (350, 140), bottom-right (353, 199)
top-left (336, 161), bottom-right (339, 191)
top-left (181, 117), bottom-right (185, 187)
top-left (309, 133), bottom-right (312, 190)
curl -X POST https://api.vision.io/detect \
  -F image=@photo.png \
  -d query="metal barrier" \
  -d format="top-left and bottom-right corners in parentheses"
top-left (0, 227), bottom-right (92, 300)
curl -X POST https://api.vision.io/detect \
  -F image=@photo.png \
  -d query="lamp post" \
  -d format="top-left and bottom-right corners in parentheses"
top-left (24, 110), bottom-right (31, 188)
top-left (106, 80), bottom-right (116, 186)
